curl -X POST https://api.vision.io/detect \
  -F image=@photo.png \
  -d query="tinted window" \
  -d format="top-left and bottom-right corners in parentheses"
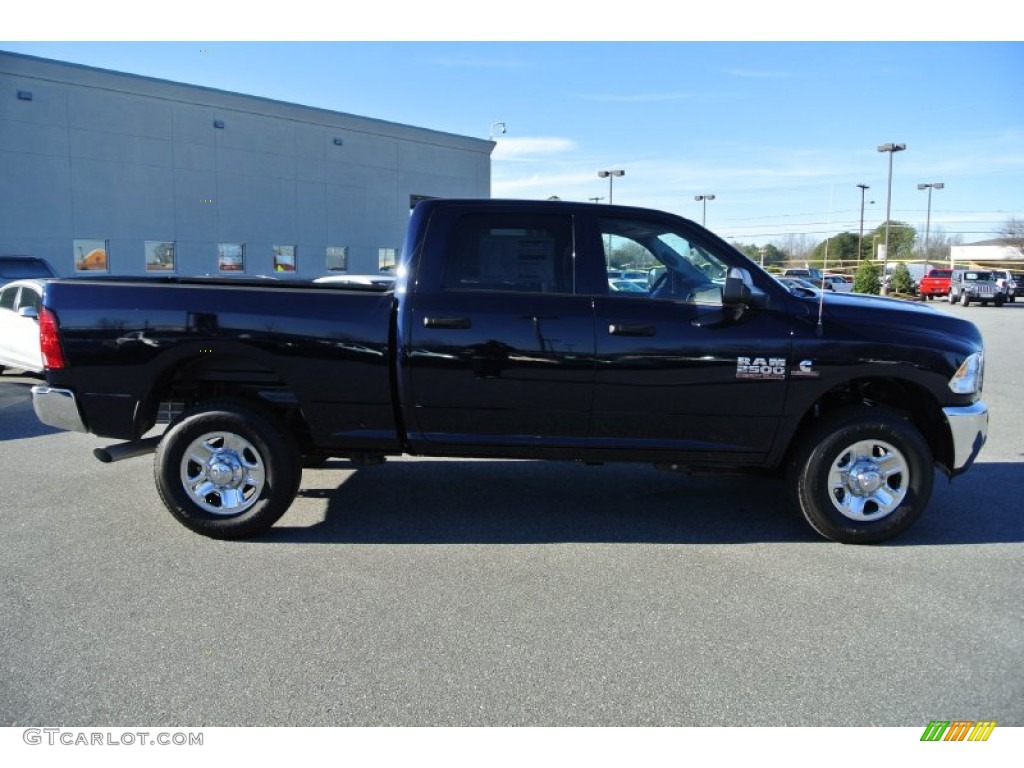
top-left (0, 286), bottom-right (17, 310)
top-left (444, 213), bottom-right (574, 294)
top-left (0, 258), bottom-right (55, 279)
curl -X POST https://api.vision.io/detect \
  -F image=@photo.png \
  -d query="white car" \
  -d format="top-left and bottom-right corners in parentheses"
top-left (822, 274), bottom-right (854, 293)
top-left (0, 279), bottom-right (45, 374)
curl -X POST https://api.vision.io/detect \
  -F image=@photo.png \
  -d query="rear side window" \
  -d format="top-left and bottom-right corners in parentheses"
top-left (0, 258), bottom-right (55, 279)
top-left (0, 286), bottom-right (16, 310)
top-left (443, 213), bottom-right (574, 294)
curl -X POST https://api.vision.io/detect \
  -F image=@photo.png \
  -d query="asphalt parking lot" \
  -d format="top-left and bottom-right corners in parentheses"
top-left (1, 300), bottom-right (1021, 727)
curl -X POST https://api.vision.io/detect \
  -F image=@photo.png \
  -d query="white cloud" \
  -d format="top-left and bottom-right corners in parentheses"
top-left (491, 137), bottom-right (577, 160)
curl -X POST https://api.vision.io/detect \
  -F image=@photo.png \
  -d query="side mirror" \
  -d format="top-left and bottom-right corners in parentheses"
top-left (722, 268), bottom-right (752, 306)
top-left (18, 306), bottom-right (39, 320)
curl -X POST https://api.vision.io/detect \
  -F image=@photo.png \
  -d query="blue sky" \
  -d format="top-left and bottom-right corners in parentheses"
top-left (4, 32), bottom-right (1022, 247)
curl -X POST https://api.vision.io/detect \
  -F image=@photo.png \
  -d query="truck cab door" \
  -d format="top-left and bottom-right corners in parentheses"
top-left (588, 213), bottom-right (792, 464)
top-left (401, 208), bottom-right (596, 454)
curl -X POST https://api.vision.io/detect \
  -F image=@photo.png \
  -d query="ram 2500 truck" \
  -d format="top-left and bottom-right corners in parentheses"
top-left (31, 199), bottom-right (988, 544)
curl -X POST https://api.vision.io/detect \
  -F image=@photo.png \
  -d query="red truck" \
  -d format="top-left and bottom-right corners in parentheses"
top-left (918, 268), bottom-right (952, 300)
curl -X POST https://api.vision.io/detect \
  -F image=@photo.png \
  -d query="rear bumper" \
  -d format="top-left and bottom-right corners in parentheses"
top-left (31, 385), bottom-right (87, 433)
top-left (943, 401), bottom-right (988, 474)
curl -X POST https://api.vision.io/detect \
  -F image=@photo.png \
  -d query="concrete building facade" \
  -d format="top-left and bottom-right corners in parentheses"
top-left (0, 51), bottom-right (493, 278)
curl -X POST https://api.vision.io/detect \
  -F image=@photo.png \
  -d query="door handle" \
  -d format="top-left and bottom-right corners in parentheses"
top-left (608, 323), bottom-right (655, 337)
top-left (424, 316), bottom-right (471, 329)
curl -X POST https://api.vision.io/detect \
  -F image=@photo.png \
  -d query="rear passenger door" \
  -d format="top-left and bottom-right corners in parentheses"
top-left (403, 208), bottom-right (596, 451)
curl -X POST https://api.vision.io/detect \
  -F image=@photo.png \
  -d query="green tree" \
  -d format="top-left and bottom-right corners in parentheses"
top-left (871, 221), bottom-right (917, 260)
top-left (889, 263), bottom-right (914, 295)
top-left (853, 260), bottom-right (881, 295)
top-left (809, 232), bottom-right (860, 268)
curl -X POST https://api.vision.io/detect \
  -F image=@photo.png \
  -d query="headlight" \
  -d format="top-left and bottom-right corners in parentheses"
top-left (949, 351), bottom-right (984, 395)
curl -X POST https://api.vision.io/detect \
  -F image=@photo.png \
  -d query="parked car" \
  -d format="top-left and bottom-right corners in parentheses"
top-left (0, 279), bottom-right (45, 373)
top-left (783, 267), bottom-right (823, 281)
top-left (0, 255), bottom-right (57, 289)
top-left (918, 268), bottom-right (953, 301)
top-left (991, 269), bottom-right (1018, 303)
top-left (313, 274), bottom-right (396, 290)
top-left (821, 275), bottom-right (853, 293)
top-left (949, 269), bottom-right (1004, 307)
top-left (776, 276), bottom-right (821, 297)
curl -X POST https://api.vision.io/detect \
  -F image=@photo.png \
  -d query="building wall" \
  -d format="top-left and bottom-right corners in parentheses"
top-left (951, 244), bottom-right (1020, 263)
top-left (0, 51), bottom-right (493, 278)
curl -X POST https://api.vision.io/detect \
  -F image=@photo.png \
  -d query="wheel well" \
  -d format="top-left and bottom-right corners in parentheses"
top-left (138, 354), bottom-right (314, 452)
top-left (786, 377), bottom-right (954, 472)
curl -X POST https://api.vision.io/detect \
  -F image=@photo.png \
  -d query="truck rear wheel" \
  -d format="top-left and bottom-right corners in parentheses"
top-left (790, 407), bottom-right (933, 544)
top-left (154, 401), bottom-right (301, 538)
top-left (961, 292), bottom-right (970, 306)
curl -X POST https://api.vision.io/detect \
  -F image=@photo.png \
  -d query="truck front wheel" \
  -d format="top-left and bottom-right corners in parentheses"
top-left (790, 407), bottom-right (933, 544)
top-left (154, 402), bottom-right (301, 539)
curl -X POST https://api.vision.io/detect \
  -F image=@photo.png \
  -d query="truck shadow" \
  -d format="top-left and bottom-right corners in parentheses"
top-left (0, 380), bottom-right (62, 441)
top-left (265, 459), bottom-right (1024, 546)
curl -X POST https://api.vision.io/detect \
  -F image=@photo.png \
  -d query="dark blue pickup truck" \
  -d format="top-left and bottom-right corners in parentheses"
top-left (31, 199), bottom-right (988, 543)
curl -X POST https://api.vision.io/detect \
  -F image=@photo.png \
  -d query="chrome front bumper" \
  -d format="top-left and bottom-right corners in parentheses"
top-left (943, 401), bottom-right (988, 473)
top-left (31, 385), bottom-right (87, 433)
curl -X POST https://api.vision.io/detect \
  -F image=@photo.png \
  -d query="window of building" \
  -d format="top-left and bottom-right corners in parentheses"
top-left (273, 245), bottom-right (296, 273)
top-left (326, 246), bottom-right (348, 272)
top-left (145, 241), bottom-right (175, 273)
top-left (378, 248), bottom-right (397, 272)
top-left (73, 239), bottom-right (108, 272)
top-left (217, 243), bottom-right (245, 273)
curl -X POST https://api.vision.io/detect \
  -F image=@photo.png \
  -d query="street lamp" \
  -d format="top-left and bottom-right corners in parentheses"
top-left (489, 121), bottom-right (507, 140)
top-left (856, 184), bottom-right (870, 263)
top-left (597, 170), bottom-right (625, 203)
top-left (877, 143), bottom-right (906, 289)
top-left (694, 194), bottom-right (716, 226)
top-left (917, 182), bottom-right (944, 272)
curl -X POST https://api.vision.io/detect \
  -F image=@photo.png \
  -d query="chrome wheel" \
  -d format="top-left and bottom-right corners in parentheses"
top-left (827, 438), bottom-right (908, 522)
top-left (180, 431), bottom-right (266, 515)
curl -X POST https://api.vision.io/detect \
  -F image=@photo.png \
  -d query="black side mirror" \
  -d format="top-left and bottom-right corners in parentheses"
top-left (723, 268), bottom-right (752, 306)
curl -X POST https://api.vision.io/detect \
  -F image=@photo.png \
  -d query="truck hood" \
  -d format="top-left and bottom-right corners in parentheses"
top-left (812, 292), bottom-right (984, 349)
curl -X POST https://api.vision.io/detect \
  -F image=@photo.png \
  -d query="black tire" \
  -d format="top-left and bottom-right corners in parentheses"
top-left (789, 407), bottom-right (934, 544)
top-left (994, 296), bottom-right (1005, 307)
top-left (154, 401), bottom-right (301, 539)
top-left (961, 292), bottom-right (970, 306)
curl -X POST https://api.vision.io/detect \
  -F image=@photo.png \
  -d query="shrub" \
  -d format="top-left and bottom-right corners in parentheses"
top-left (853, 260), bottom-right (881, 294)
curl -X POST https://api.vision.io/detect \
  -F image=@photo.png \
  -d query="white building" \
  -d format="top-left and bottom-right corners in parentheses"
top-left (0, 51), bottom-right (494, 278)
top-left (951, 239), bottom-right (1021, 264)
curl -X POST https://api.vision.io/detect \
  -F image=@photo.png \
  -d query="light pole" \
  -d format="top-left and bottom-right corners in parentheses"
top-left (694, 194), bottom-right (715, 226)
top-left (489, 121), bottom-right (507, 140)
top-left (877, 143), bottom-right (906, 290)
top-left (917, 182), bottom-right (944, 272)
top-left (856, 183), bottom-right (870, 263)
top-left (597, 170), bottom-right (624, 203)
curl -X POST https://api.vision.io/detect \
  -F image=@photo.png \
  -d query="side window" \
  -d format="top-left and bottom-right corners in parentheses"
top-left (16, 287), bottom-right (41, 313)
top-left (0, 287), bottom-right (16, 311)
top-left (600, 217), bottom-right (728, 305)
top-left (444, 213), bottom-right (574, 294)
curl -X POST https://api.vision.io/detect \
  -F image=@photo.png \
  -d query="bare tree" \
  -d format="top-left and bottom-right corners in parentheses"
top-left (998, 217), bottom-right (1024, 256)
top-left (773, 233), bottom-right (815, 263)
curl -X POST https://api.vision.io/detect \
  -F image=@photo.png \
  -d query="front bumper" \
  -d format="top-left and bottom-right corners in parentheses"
top-left (943, 401), bottom-right (988, 474)
top-left (31, 385), bottom-right (88, 433)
